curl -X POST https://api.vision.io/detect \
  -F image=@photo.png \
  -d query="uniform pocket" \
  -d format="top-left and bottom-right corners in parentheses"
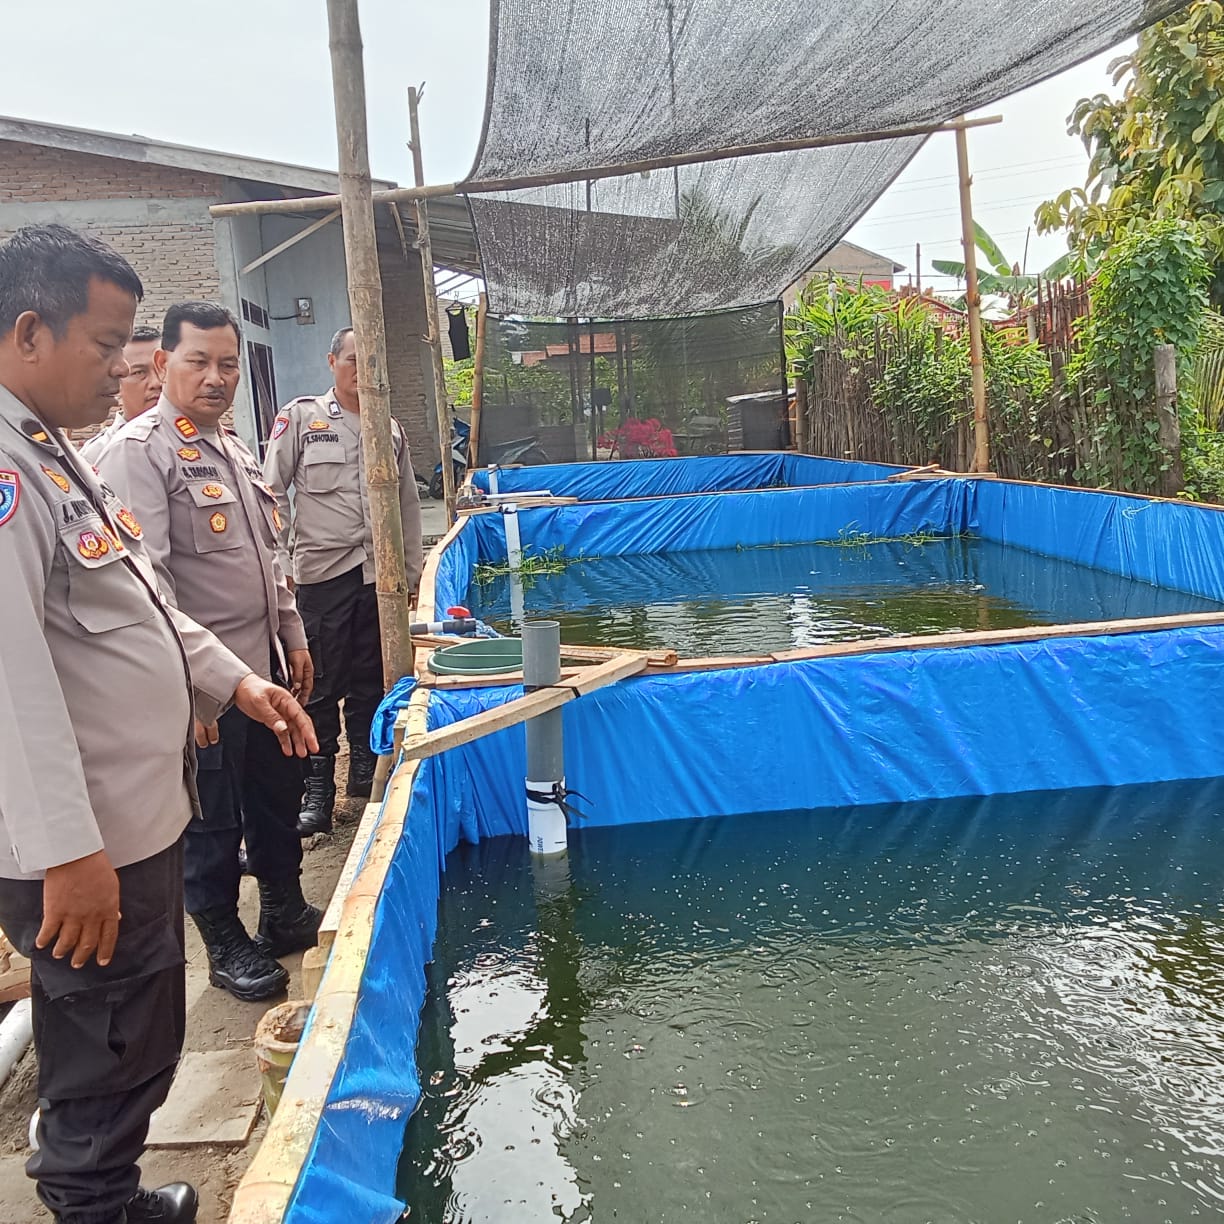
top-left (61, 522), bottom-right (155, 634)
top-left (302, 443), bottom-right (346, 493)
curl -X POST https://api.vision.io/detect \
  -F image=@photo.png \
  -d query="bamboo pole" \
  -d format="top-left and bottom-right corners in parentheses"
top-left (955, 120), bottom-right (990, 473)
top-left (469, 292), bottom-right (488, 468)
top-left (326, 0), bottom-right (412, 687)
top-left (209, 115), bottom-right (1004, 219)
top-left (408, 85), bottom-right (457, 524)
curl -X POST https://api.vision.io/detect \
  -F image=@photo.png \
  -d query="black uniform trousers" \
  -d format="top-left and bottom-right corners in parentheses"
top-left (297, 564), bottom-right (382, 761)
top-left (0, 842), bottom-right (185, 1224)
top-left (184, 703), bottom-right (303, 914)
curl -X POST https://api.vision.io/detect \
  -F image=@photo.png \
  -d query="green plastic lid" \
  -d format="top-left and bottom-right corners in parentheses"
top-left (427, 636), bottom-right (524, 676)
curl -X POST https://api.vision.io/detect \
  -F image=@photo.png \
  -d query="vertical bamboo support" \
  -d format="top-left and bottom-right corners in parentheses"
top-left (407, 85), bottom-right (457, 523)
top-left (955, 121), bottom-right (990, 473)
top-left (326, 0), bottom-right (412, 687)
top-left (468, 292), bottom-right (488, 468)
top-left (1154, 343), bottom-right (1182, 497)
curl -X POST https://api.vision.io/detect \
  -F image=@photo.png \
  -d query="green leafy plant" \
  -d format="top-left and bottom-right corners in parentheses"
top-left (1065, 219), bottom-right (1210, 492)
top-left (473, 545), bottom-right (575, 588)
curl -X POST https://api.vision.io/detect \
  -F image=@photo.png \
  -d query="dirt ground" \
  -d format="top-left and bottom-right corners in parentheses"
top-left (0, 743), bottom-right (365, 1224)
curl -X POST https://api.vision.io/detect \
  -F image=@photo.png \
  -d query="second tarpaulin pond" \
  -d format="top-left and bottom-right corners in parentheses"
top-left (467, 536), bottom-right (1224, 655)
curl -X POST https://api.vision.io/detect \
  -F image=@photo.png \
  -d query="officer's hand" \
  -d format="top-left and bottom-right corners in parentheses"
top-left (38, 850), bottom-right (121, 969)
top-left (233, 674), bottom-right (318, 758)
top-left (286, 576), bottom-right (295, 595)
top-left (287, 648), bottom-right (315, 706)
top-left (194, 720), bottom-right (220, 749)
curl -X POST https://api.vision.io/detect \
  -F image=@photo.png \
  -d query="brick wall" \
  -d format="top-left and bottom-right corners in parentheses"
top-left (380, 243), bottom-right (440, 473)
top-left (0, 140), bottom-right (229, 444)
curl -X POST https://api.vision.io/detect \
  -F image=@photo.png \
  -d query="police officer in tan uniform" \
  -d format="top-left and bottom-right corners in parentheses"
top-left (262, 326), bottom-right (424, 833)
top-left (0, 226), bottom-right (316, 1223)
top-left (78, 323), bottom-right (162, 464)
top-left (100, 302), bottom-right (321, 1004)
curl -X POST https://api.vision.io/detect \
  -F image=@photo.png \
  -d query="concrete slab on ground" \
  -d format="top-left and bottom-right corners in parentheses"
top-left (147, 1050), bottom-right (261, 1147)
top-left (420, 496), bottom-right (448, 546)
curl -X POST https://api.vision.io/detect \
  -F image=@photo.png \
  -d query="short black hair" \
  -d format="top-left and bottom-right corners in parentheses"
top-left (329, 326), bottom-right (354, 358)
top-left (130, 324), bottom-right (161, 344)
top-left (0, 224), bottom-right (143, 338)
top-left (162, 301), bottom-right (240, 351)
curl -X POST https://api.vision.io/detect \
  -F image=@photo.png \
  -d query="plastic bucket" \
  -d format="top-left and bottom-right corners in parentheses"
top-left (254, 1000), bottom-right (310, 1117)
top-left (428, 637), bottom-right (523, 676)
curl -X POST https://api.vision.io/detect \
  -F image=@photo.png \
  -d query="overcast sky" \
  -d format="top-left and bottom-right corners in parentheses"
top-left (2, 1), bottom-right (1126, 295)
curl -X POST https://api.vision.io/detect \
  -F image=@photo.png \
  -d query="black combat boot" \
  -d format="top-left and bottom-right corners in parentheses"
top-left (190, 908), bottom-right (288, 1002)
top-left (125, 1182), bottom-right (199, 1223)
top-left (297, 755), bottom-right (335, 836)
top-left (254, 875), bottom-right (323, 958)
top-left (346, 741), bottom-right (378, 798)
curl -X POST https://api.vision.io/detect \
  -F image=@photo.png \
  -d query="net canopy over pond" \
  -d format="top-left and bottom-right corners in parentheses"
top-left (477, 304), bottom-right (787, 463)
top-left (466, 0), bottom-right (1179, 318)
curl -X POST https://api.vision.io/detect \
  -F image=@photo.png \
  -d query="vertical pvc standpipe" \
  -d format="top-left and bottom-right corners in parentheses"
top-left (488, 465), bottom-right (500, 495)
top-left (523, 620), bottom-right (567, 857)
top-left (503, 502), bottom-right (525, 625)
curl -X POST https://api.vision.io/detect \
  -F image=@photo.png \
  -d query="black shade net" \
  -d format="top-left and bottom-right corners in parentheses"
top-left (467, 0), bottom-right (1179, 318)
top-left (476, 303), bottom-right (788, 465)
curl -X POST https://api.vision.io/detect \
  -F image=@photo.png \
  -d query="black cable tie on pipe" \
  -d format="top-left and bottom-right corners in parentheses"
top-left (525, 781), bottom-right (591, 824)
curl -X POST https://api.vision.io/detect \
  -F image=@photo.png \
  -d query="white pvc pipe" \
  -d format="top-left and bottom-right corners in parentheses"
top-left (0, 1000), bottom-right (33, 1091)
top-left (503, 504), bottom-right (525, 625)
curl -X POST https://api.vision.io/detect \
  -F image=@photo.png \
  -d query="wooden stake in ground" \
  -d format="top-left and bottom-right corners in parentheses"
top-left (469, 291), bottom-right (488, 468)
top-left (327, 0), bottom-right (413, 686)
top-left (955, 121), bottom-right (990, 473)
top-left (407, 85), bottom-right (457, 524)
top-left (1154, 342), bottom-right (1182, 498)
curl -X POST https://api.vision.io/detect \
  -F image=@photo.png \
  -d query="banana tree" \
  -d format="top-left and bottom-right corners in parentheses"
top-left (932, 223), bottom-right (1092, 309)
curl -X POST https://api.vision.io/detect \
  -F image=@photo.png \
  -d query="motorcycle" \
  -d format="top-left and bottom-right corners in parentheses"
top-left (430, 418), bottom-right (551, 498)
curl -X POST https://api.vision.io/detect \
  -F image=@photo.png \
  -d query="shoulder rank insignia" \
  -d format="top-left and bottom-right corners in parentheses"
top-left (326, 400), bottom-right (342, 419)
top-left (115, 506), bottom-right (143, 539)
top-left (77, 529), bottom-right (109, 560)
top-left (271, 415), bottom-right (289, 440)
top-left (20, 419), bottom-right (57, 449)
top-left (0, 470), bottom-right (19, 526)
top-left (40, 465), bottom-right (70, 493)
top-left (201, 483), bottom-right (225, 500)
top-left (177, 446), bottom-right (201, 461)
top-left (174, 416), bottom-right (199, 439)
top-left (308, 420), bottom-right (330, 431)
top-left (209, 511), bottom-right (227, 534)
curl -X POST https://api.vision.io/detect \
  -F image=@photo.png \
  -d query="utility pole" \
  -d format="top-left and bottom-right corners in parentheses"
top-left (407, 85), bottom-right (457, 523)
top-left (327, 0), bottom-right (413, 685)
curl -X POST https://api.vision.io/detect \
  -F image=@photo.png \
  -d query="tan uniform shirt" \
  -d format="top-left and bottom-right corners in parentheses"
top-left (0, 386), bottom-right (251, 880)
top-left (98, 398), bottom-right (307, 681)
top-left (77, 412), bottom-right (127, 465)
top-left (261, 390), bottom-right (423, 591)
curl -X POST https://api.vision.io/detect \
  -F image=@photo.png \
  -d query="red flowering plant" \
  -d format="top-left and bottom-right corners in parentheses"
top-left (598, 416), bottom-right (678, 459)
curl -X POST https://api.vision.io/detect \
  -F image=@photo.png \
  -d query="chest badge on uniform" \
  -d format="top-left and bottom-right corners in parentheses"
top-left (209, 511), bottom-right (227, 534)
top-left (0, 470), bottom-right (19, 527)
top-left (77, 529), bottom-right (109, 560)
top-left (326, 401), bottom-right (343, 419)
top-left (102, 525), bottom-right (125, 553)
top-left (174, 416), bottom-right (199, 439)
top-left (271, 415), bottom-right (289, 440)
top-left (115, 506), bottom-right (143, 539)
top-left (201, 483), bottom-right (225, 500)
top-left (39, 465), bottom-right (70, 493)
top-left (308, 420), bottom-right (330, 431)
top-left (272, 506), bottom-right (284, 531)
top-left (177, 446), bottom-right (201, 461)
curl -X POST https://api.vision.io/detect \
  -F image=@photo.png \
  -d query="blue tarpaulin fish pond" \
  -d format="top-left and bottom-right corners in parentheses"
top-left (268, 462), bottom-right (1224, 1222)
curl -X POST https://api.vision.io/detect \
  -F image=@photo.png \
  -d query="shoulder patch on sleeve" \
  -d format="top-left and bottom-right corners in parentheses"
top-left (271, 415), bottom-right (290, 440)
top-left (0, 469), bottom-right (21, 526)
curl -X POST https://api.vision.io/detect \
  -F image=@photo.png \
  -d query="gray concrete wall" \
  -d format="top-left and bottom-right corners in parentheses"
top-left (261, 214), bottom-right (351, 409)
